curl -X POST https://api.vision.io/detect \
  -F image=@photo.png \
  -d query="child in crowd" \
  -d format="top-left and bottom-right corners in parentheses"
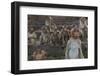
top-left (65, 28), bottom-right (84, 59)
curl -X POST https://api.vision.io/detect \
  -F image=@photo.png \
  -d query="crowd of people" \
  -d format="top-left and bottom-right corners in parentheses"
top-left (28, 24), bottom-right (87, 47)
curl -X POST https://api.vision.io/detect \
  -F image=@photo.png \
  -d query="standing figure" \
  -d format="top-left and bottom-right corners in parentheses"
top-left (40, 30), bottom-right (48, 45)
top-left (28, 27), bottom-right (37, 46)
top-left (65, 28), bottom-right (84, 59)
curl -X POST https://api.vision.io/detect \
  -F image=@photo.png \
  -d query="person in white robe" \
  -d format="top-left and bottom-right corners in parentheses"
top-left (65, 28), bottom-right (84, 59)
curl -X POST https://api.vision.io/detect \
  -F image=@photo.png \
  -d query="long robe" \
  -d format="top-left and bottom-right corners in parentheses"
top-left (65, 38), bottom-right (84, 59)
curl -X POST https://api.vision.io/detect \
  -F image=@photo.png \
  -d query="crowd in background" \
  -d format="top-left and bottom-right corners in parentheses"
top-left (28, 24), bottom-right (87, 47)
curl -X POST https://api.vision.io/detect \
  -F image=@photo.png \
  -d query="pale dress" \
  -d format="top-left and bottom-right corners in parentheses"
top-left (65, 38), bottom-right (84, 59)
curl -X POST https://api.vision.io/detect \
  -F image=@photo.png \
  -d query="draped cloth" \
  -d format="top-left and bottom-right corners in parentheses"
top-left (65, 38), bottom-right (84, 59)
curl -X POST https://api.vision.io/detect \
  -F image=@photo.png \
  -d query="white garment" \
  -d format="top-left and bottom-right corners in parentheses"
top-left (65, 38), bottom-right (84, 59)
top-left (68, 41), bottom-right (79, 59)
